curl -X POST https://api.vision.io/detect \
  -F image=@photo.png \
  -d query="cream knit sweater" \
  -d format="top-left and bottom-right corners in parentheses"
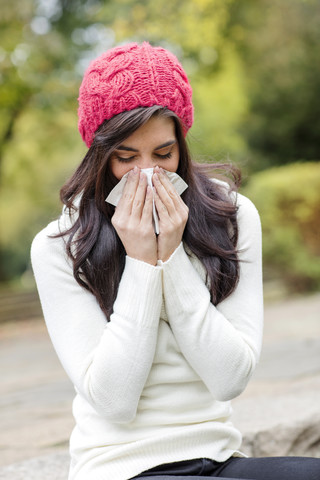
top-left (31, 190), bottom-right (263, 480)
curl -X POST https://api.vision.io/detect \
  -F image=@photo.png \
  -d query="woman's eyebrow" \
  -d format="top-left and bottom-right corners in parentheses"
top-left (116, 145), bottom-right (139, 152)
top-left (116, 140), bottom-right (176, 152)
top-left (154, 140), bottom-right (176, 150)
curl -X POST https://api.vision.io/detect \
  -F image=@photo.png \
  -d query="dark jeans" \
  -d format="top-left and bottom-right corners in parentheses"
top-left (131, 457), bottom-right (320, 480)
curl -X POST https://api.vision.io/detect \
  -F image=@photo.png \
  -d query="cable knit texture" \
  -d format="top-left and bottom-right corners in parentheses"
top-left (78, 42), bottom-right (194, 147)
top-left (31, 190), bottom-right (263, 480)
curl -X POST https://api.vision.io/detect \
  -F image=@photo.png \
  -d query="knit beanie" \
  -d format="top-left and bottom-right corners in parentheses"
top-left (78, 42), bottom-right (193, 147)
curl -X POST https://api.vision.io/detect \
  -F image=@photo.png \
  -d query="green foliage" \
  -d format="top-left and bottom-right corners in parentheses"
top-left (0, 0), bottom-right (105, 281)
top-left (243, 162), bottom-right (320, 291)
top-left (0, 0), bottom-right (320, 285)
top-left (227, 0), bottom-right (320, 169)
top-left (0, 105), bottom-right (86, 281)
top-left (190, 43), bottom-right (248, 163)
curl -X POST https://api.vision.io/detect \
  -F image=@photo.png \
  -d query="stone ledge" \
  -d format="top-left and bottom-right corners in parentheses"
top-left (0, 452), bottom-right (69, 480)
top-left (1, 414), bottom-right (320, 480)
top-left (241, 412), bottom-right (320, 457)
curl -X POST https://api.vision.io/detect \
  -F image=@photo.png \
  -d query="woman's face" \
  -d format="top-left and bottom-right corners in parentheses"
top-left (109, 115), bottom-right (180, 180)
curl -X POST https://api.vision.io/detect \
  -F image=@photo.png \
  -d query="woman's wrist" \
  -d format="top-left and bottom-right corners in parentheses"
top-left (157, 242), bottom-right (183, 265)
top-left (126, 252), bottom-right (158, 266)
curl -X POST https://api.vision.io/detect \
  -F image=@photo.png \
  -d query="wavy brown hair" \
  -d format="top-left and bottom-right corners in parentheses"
top-left (55, 106), bottom-right (241, 319)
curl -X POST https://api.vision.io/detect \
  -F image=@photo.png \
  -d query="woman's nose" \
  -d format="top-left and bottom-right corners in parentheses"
top-left (136, 156), bottom-right (157, 170)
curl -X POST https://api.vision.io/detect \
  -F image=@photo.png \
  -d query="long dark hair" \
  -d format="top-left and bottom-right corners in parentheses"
top-left (55, 106), bottom-right (241, 319)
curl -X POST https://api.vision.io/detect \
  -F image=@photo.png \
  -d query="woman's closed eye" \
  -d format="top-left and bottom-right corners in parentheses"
top-left (115, 154), bottom-right (136, 162)
top-left (114, 149), bottom-right (173, 163)
top-left (155, 151), bottom-right (173, 160)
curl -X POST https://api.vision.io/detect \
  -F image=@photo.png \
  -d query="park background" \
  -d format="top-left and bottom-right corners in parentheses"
top-left (0, 0), bottom-right (320, 300)
top-left (0, 0), bottom-right (320, 298)
top-left (1, 0), bottom-right (320, 473)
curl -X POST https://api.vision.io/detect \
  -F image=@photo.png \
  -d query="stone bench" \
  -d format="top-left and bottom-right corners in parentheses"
top-left (1, 412), bottom-right (319, 480)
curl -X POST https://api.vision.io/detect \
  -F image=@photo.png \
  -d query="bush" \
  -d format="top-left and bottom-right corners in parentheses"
top-left (242, 162), bottom-right (320, 292)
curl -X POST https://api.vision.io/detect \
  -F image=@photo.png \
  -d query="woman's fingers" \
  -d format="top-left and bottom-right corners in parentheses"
top-left (153, 168), bottom-right (186, 215)
top-left (131, 171), bottom-right (148, 217)
top-left (111, 169), bottom-right (157, 265)
top-left (153, 189), bottom-right (169, 221)
top-left (117, 166), bottom-right (140, 215)
top-left (152, 168), bottom-right (189, 261)
top-left (152, 172), bottom-right (176, 216)
top-left (153, 168), bottom-right (188, 221)
top-left (141, 186), bottom-right (154, 228)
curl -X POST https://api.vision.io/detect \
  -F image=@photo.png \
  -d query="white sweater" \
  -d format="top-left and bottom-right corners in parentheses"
top-left (31, 191), bottom-right (263, 480)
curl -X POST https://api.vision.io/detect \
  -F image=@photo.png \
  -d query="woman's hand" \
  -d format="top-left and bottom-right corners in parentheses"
top-left (111, 167), bottom-right (157, 265)
top-left (153, 166), bottom-right (189, 262)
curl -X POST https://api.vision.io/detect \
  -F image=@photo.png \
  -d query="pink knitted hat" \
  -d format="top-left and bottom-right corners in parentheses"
top-left (78, 42), bottom-right (193, 147)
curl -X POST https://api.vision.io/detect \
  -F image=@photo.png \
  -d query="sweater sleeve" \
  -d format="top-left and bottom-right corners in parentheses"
top-left (160, 193), bottom-right (263, 401)
top-left (31, 221), bottom-right (162, 423)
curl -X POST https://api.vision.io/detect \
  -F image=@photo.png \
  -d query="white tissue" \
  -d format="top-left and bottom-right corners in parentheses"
top-left (105, 168), bottom-right (188, 234)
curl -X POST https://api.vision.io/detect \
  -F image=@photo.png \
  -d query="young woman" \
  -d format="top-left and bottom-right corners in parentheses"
top-left (31, 42), bottom-right (320, 480)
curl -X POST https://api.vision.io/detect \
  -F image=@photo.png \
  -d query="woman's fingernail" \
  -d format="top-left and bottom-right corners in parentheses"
top-left (133, 166), bottom-right (139, 174)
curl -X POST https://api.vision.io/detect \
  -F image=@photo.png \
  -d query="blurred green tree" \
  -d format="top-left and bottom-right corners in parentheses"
top-left (243, 162), bottom-right (320, 291)
top-left (226, 0), bottom-right (320, 169)
top-left (0, 0), bottom-right (105, 280)
top-left (1, 0), bottom-right (247, 283)
top-left (0, 0), bottom-right (319, 286)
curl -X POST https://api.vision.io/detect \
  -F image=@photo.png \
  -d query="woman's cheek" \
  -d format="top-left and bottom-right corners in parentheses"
top-left (110, 160), bottom-right (135, 181)
top-left (158, 155), bottom-right (179, 173)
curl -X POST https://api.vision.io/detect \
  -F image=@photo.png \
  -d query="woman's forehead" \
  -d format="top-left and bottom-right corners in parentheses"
top-left (120, 116), bottom-right (176, 149)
